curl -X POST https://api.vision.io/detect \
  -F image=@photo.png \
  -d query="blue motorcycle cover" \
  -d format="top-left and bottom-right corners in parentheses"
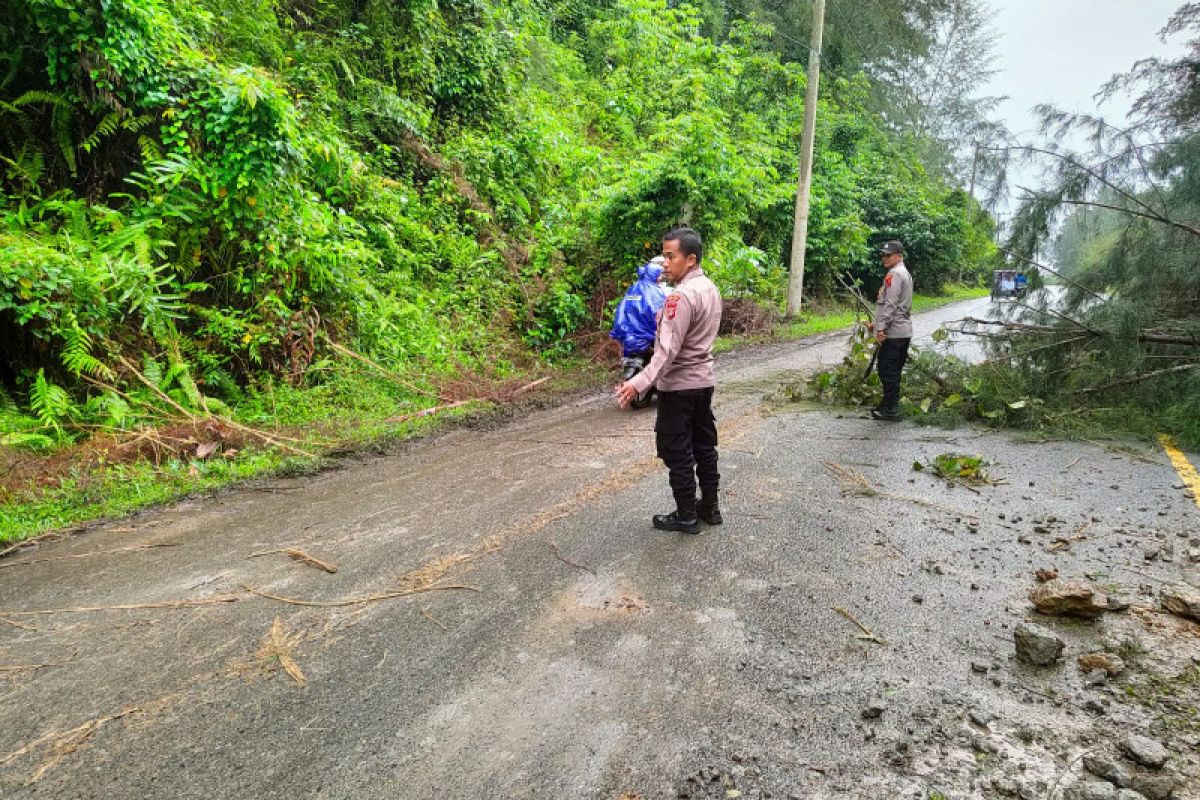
top-left (610, 261), bottom-right (666, 355)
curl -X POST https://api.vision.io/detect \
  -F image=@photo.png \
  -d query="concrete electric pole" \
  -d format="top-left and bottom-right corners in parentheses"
top-left (785, 0), bottom-right (826, 317)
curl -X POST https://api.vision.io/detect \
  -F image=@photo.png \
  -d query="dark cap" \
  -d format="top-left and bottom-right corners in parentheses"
top-left (879, 240), bottom-right (904, 256)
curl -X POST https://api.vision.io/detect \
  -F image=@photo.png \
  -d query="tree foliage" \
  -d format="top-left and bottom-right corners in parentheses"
top-left (0, 0), bottom-right (997, 447)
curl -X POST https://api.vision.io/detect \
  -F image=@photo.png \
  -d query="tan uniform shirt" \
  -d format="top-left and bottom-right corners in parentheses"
top-left (628, 267), bottom-right (722, 393)
top-left (875, 262), bottom-right (913, 339)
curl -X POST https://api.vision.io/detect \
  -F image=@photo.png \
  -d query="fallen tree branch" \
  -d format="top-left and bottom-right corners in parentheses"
top-left (0, 533), bottom-right (64, 561)
top-left (324, 339), bottom-right (455, 403)
top-left (999, 250), bottom-right (1108, 305)
top-left (116, 355), bottom-right (315, 458)
top-left (383, 399), bottom-right (474, 425)
top-left (951, 317), bottom-right (1199, 346)
top-left (1072, 363), bottom-right (1200, 395)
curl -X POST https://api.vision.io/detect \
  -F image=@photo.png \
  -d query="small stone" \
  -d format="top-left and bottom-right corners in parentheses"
top-left (1014, 622), bottom-right (1065, 665)
top-left (1129, 773), bottom-right (1175, 800)
top-left (1083, 754), bottom-right (1133, 787)
top-left (1106, 595), bottom-right (1132, 612)
top-left (861, 704), bottom-right (884, 720)
top-left (1115, 790), bottom-right (1147, 800)
top-left (1035, 568), bottom-right (1059, 582)
top-left (1065, 780), bottom-right (1118, 800)
top-left (1030, 579), bottom-right (1109, 618)
top-left (1084, 668), bottom-right (1109, 687)
top-left (1160, 586), bottom-right (1200, 622)
top-left (912, 594), bottom-right (924, 604)
top-left (1083, 699), bottom-right (1107, 714)
top-left (992, 775), bottom-right (1020, 796)
top-left (1078, 652), bottom-right (1126, 676)
top-left (968, 708), bottom-right (992, 728)
top-left (970, 661), bottom-right (989, 674)
top-left (1144, 547), bottom-right (1161, 562)
top-left (1121, 735), bottom-right (1169, 769)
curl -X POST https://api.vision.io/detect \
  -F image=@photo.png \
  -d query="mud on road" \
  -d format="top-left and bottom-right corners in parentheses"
top-left (1, 298), bottom-right (1198, 799)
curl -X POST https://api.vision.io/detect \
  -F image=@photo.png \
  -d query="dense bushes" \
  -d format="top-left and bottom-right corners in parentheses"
top-left (0, 0), bottom-right (995, 447)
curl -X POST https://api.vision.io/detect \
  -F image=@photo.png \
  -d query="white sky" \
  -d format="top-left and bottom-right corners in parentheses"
top-left (982, 0), bottom-right (1187, 208)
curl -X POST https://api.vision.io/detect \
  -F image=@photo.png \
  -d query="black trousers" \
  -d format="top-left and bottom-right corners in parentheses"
top-left (876, 337), bottom-right (911, 411)
top-left (655, 387), bottom-right (719, 506)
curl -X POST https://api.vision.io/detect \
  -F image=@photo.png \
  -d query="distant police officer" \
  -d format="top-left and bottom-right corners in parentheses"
top-left (868, 240), bottom-right (913, 421)
top-left (615, 227), bottom-right (723, 534)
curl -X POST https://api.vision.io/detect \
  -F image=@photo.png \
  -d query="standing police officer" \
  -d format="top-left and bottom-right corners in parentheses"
top-left (615, 227), bottom-right (723, 534)
top-left (868, 240), bottom-right (913, 421)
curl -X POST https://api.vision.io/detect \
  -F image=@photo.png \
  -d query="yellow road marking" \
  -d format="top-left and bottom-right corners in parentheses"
top-left (1159, 434), bottom-right (1200, 511)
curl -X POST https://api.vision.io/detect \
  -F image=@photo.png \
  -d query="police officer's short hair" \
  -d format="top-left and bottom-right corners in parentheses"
top-left (663, 226), bottom-right (703, 265)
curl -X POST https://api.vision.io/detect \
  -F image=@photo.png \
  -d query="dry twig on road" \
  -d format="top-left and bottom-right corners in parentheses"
top-left (549, 542), bottom-right (596, 575)
top-left (833, 606), bottom-right (886, 644)
top-left (243, 582), bottom-right (478, 609)
top-left (0, 543), bottom-right (181, 570)
top-left (248, 548), bottom-right (338, 574)
top-left (0, 595), bottom-right (242, 616)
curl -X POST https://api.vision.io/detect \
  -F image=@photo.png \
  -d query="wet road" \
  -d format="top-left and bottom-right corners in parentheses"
top-left (1, 297), bottom-right (1197, 799)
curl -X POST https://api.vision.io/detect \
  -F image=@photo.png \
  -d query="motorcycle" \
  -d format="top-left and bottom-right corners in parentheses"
top-left (610, 257), bottom-right (667, 409)
top-left (619, 347), bottom-right (656, 409)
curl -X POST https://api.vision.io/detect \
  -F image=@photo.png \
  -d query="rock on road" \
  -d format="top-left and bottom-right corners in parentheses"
top-left (1, 296), bottom-right (1198, 800)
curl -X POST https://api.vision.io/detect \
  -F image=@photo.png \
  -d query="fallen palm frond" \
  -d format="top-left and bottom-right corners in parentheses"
top-left (256, 617), bottom-right (306, 686)
top-left (248, 548), bottom-right (338, 574)
top-left (243, 582), bottom-right (478, 609)
top-left (0, 706), bottom-right (139, 785)
top-left (823, 461), bottom-right (878, 497)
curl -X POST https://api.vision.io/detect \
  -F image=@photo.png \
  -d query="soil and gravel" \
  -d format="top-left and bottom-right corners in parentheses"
top-left (0, 297), bottom-right (1197, 799)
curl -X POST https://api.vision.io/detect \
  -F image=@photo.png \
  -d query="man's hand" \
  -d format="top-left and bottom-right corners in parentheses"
top-left (875, 330), bottom-right (887, 344)
top-left (615, 382), bottom-right (638, 408)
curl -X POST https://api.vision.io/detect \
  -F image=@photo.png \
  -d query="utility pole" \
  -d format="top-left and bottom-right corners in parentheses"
top-left (785, 0), bottom-right (826, 317)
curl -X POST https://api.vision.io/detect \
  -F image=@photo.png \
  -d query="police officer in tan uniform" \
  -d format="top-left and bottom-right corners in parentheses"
top-left (868, 240), bottom-right (913, 421)
top-left (615, 227), bottom-right (723, 534)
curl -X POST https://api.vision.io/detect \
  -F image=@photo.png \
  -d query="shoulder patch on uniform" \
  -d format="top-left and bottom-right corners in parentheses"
top-left (664, 294), bottom-right (680, 320)
top-left (885, 275), bottom-right (893, 288)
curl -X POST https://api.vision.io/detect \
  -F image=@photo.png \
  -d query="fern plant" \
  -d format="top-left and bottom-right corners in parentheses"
top-left (28, 369), bottom-right (74, 436)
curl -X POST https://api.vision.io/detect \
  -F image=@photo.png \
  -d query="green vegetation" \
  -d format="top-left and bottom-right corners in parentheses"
top-left (802, 4), bottom-right (1200, 449)
top-left (1, 0), bottom-right (1001, 539)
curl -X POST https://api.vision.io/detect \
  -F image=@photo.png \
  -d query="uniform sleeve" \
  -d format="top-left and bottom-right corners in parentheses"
top-left (628, 291), bottom-right (693, 394)
top-left (875, 273), bottom-right (902, 335)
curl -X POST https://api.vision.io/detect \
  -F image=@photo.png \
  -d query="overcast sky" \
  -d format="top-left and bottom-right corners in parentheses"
top-left (982, 0), bottom-right (1186, 207)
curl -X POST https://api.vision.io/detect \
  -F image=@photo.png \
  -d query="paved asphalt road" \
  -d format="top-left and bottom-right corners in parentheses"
top-left (1, 297), bottom-right (1198, 799)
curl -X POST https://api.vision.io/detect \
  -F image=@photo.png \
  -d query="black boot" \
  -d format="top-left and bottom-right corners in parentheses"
top-left (653, 494), bottom-right (700, 534)
top-left (697, 492), bottom-right (722, 525)
top-left (871, 406), bottom-right (900, 421)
